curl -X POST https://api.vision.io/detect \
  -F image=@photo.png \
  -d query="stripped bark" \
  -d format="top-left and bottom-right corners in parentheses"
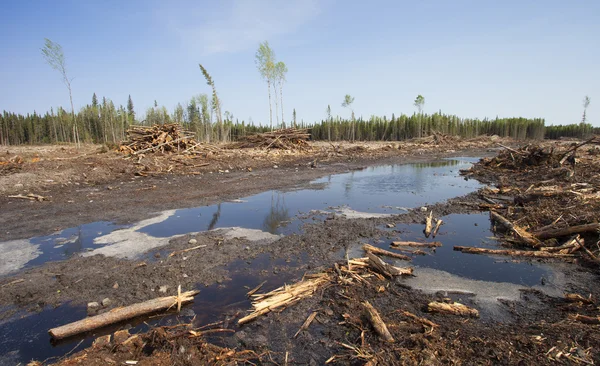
top-left (453, 246), bottom-right (573, 258)
top-left (427, 301), bottom-right (479, 318)
top-left (363, 244), bottom-right (411, 261)
top-left (363, 301), bottom-right (394, 342)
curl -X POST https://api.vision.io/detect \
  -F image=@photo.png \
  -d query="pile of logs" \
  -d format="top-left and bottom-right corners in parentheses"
top-left (119, 124), bottom-right (197, 155)
top-left (229, 128), bottom-right (311, 150)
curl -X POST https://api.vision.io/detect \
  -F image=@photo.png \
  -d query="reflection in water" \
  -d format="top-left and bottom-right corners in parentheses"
top-left (208, 204), bottom-right (222, 230)
top-left (263, 193), bottom-right (290, 234)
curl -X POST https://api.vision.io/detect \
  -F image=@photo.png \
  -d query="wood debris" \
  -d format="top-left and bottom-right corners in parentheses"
top-left (294, 311), bottom-right (318, 338)
top-left (229, 128), bottom-right (311, 150)
top-left (391, 241), bottom-right (442, 248)
top-left (49, 289), bottom-right (200, 340)
top-left (363, 244), bottom-right (412, 261)
top-left (7, 193), bottom-right (48, 201)
top-left (453, 246), bottom-right (573, 259)
top-left (424, 211), bottom-right (433, 237)
top-left (365, 252), bottom-right (413, 278)
top-left (168, 244), bottom-right (207, 257)
top-left (238, 273), bottom-right (331, 325)
top-left (427, 301), bottom-right (479, 318)
top-left (119, 124), bottom-right (197, 155)
top-left (362, 301), bottom-right (394, 342)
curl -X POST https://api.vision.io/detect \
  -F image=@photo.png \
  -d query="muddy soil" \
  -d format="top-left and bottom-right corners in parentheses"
top-left (4, 137), bottom-right (600, 365)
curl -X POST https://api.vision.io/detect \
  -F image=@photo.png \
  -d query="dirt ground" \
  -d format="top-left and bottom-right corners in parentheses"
top-left (2, 136), bottom-right (600, 365)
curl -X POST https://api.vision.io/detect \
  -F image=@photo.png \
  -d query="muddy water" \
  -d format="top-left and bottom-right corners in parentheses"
top-left (0, 158), bottom-right (562, 364)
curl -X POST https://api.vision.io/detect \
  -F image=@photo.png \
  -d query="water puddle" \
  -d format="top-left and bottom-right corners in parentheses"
top-left (0, 158), bottom-right (481, 269)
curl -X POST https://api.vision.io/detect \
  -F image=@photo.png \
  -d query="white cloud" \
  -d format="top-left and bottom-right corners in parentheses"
top-left (168, 0), bottom-right (321, 55)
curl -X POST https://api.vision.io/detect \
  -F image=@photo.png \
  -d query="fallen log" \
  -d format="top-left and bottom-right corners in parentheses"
top-left (571, 314), bottom-right (600, 324)
top-left (49, 290), bottom-right (200, 340)
top-left (363, 244), bottom-right (411, 261)
top-left (365, 252), bottom-right (413, 278)
top-left (534, 223), bottom-right (600, 240)
top-left (432, 219), bottom-right (443, 237)
top-left (391, 241), bottom-right (442, 248)
top-left (424, 211), bottom-right (433, 238)
top-left (565, 293), bottom-right (594, 305)
top-left (453, 246), bottom-right (573, 259)
top-left (427, 301), bottom-right (479, 318)
top-left (362, 301), bottom-right (394, 342)
top-left (539, 235), bottom-right (580, 253)
top-left (490, 211), bottom-right (541, 247)
top-left (388, 246), bottom-right (427, 256)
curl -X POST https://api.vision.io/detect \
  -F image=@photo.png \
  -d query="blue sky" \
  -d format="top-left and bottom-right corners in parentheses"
top-left (1, 0), bottom-right (599, 126)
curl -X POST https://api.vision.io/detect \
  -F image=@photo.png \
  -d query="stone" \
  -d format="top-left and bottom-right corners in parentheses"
top-left (159, 285), bottom-right (169, 293)
top-left (420, 206), bottom-right (428, 212)
top-left (112, 282), bottom-right (119, 289)
top-left (273, 165), bottom-right (278, 169)
top-left (87, 301), bottom-right (100, 315)
top-left (386, 223), bottom-right (395, 228)
top-left (188, 238), bottom-right (197, 245)
top-left (101, 298), bottom-right (112, 307)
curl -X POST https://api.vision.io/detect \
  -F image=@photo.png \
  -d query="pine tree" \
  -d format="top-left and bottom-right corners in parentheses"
top-left (127, 94), bottom-right (135, 122)
top-left (92, 93), bottom-right (98, 108)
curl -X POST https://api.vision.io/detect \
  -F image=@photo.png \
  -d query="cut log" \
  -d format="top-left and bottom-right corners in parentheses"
top-left (427, 301), bottom-right (479, 318)
top-left (363, 244), bottom-right (411, 261)
top-left (571, 314), bottom-right (600, 324)
top-left (432, 219), bottom-right (443, 237)
top-left (365, 252), bottom-right (413, 278)
top-left (424, 211), bottom-right (433, 238)
top-left (490, 211), bottom-right (541, 247)
top-left (453, 246), bottom-right (573, 259)
top-left (565, 293), bottom-right (594, 305)
top-left (49, 290), bottom-right (200, 340)
top-left (534, 223), bottom-right (600, 240)
top-left (362, 301), bottom-right (394, 342)
top-left (391, 241), bottom-right (442, 248)
top-left (539, 235), bottom-right (580, 253)
top-left (388, 246), bottom-right (427, 256)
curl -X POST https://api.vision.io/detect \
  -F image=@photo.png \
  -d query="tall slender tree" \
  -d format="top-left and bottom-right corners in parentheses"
top-left (255, 41), bottom-right (276, 129)
top-left (275, 61), bottom-right (288, 126)
top-left (199, 64), bottom-right (225, 141)
top-left (41, 38), bottom-right (80, 147)
top-left (414, 95), bottom-right (425, 137)
top-left (342, 94), bottom-right (355, 141)
top-left (326, 104), bottom-right (332, 140)
top-left (582, 96), bottom-right (591, 124)
top-left (127, 94), bottom-right (135, 123)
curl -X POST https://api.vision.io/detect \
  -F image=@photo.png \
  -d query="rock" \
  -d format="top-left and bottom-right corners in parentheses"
top-left (188, 238), bottom-right (197, 245)
top-left (273, 165), bottom-right (278, 169)
top-left (420, 206), bottom-right (428, 212)
top-left (112, 282), bottom-right (119, 289)
top-left (159, 285), bottom-right (169, 293)
top-left (386, 223), bottom-right (395, 228)
top-left (87, 301), bottom-right (100, 315)
top-left (101, 298), bottom-right (112, 307)
top-left (182, 273), bottom-right (188, 278)
top-left (244, 246), bottom-right (250, 251)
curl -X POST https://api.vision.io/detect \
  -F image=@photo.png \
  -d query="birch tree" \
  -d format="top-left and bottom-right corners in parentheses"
top-left (41, 38), bottom-right (80, 147)
top-left (342, 94), bottom-right (355, 141)
top-left (275, 61), bottom-right (288, 127)
top-left (255, 41), bottom-right (276, 129)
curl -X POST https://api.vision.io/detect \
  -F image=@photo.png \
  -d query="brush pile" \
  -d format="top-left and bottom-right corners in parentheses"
top-left (119, 124), bottom-right (197, 155)
top-left (229, 128), bottom-right (311, 150)
top-left (459, 137), bottom-right (600, 266)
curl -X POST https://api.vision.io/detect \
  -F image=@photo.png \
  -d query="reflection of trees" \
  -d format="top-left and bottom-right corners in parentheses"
top-left (208, 203), bottom-right (222, 230)
top-left (262, 192), bottom-right (290, 234)
top-left (344, 171), bottom-right (355, 200)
